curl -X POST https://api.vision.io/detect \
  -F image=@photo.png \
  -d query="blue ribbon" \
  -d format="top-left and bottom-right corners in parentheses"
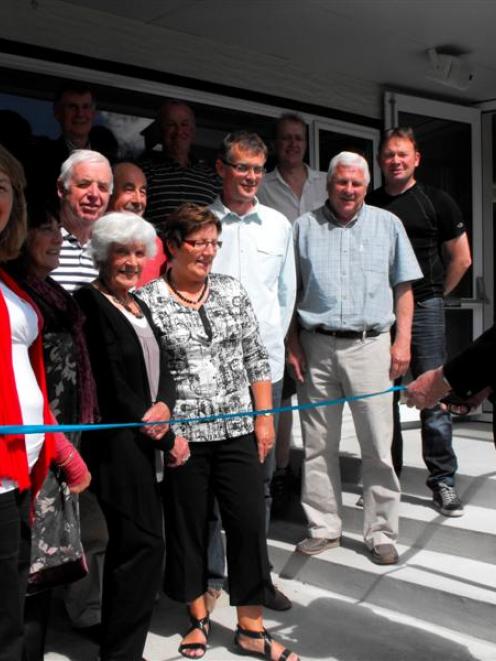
top-left (0, 385), bottom-right (406, 435)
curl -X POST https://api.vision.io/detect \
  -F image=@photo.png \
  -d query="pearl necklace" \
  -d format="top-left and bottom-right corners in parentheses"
top-left (97, 279), bottom-right (144, 318)
top-left (166, 269), bottom-right (208, 305)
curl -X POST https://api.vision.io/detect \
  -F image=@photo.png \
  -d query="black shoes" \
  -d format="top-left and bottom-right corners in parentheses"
top-left (263, 586), bottom-right (292, 611)
top-left (432, 483), bottom-right (464, 517)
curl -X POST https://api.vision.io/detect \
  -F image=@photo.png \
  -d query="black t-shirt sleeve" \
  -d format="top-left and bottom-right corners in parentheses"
top-left (427, 186), bottom-right (466, 243)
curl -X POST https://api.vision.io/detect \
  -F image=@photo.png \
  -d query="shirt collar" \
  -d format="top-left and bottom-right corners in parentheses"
top-left (61, 225), bottom-right (86, 248)
top-left (161, 151), bottom-right (201, 168)
top-left (212, 195), bottom-right (263, 223)
top-left (323, 200), bottom-right (365, 227)
top-left (274, 164), bottom-right (316, 187)
top-left (64, 137), bottom-right (90, 153)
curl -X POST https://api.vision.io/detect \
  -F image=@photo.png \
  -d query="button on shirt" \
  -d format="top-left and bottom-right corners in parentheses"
top-left (294, 202), bottom-right (422, 332)
top-left (258, 165), bottom-right (328, 224)
top-left (210, 196), bottom-right (296, 382)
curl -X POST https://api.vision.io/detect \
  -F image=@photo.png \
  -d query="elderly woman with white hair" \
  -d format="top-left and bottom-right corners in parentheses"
top-left (74, 211), bottom-right (189, 661)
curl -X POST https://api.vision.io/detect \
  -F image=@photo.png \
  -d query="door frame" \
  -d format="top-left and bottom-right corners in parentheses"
top-left (309, 118), bottom-right (381, 184)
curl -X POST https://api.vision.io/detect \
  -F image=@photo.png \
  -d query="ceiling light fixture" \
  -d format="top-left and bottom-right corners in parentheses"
top-left (426, 48), bottom-right (474, 91)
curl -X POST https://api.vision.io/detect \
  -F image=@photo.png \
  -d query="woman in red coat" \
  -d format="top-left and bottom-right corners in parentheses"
top-left (0, 144), bottom-right (90, 661)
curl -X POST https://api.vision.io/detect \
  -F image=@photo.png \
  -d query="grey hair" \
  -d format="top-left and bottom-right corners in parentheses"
top-left (58, 149), bottom-right (114, 193)
top-left (327, 151), bottom-right (370, 186)
top-left (88, 212), bottom-right (157, 267)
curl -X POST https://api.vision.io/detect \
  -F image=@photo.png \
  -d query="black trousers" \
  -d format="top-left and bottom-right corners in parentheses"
top-left (163, 433), bottom-right (274, 606)
top-left (98, 500), bottom-right (165, 661)
top-left (23, 589), bottom-right (51, 661)
top-left (0, 488), bottom-right (31, 661)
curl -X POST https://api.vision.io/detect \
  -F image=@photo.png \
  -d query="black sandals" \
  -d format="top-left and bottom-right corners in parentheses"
top-left (178, 613), bottom-right (210, 659)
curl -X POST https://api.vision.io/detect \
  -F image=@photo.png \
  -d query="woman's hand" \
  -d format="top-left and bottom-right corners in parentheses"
top-left (167, 435), bottom-right (191, 468)
top-left (141, 401), bottom-right (171, 440)
top-left (254, 415), bottom-right (275, 463)
top-left (69, 469), bottom-right (92, 494)
top-left (54, 431), bottom-right (91, 493)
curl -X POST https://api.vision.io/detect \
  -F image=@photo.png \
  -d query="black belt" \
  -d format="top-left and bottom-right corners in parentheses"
top-left (314, 327), bottom-right (380, 339)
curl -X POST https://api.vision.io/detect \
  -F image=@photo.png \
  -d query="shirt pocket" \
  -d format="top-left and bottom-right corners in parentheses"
top-left (359, 240), bottom-right (389, 274)
top-left (255, 237), bottom-right (284, 284)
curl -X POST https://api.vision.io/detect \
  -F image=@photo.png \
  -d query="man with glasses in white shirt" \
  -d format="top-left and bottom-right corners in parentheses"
top-left (210, 131), bottom-right (296, 611)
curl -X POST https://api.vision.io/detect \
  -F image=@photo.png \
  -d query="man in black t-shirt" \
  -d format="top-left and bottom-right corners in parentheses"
top-left (367, 127), bottom-right (472, 517)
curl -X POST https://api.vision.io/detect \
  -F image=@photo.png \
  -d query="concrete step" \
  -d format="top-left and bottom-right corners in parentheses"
top-left (338, 425), bottom-right (496, 508)
top-left (44, 577), bottom-right (496, 661)
top-left (275, 416), bottom-right (496, 646)
top-left (274, 484), bottom-right (496, 565)
top-left (268, 524), bottom-right (496, 645)
top-left (339, 490), bottom-right (496, 565)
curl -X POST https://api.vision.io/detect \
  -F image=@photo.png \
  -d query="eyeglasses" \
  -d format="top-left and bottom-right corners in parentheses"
top-left (182, 239), bottom-right (223, 251)
top-left (222, 160), bottom-right (266, 175)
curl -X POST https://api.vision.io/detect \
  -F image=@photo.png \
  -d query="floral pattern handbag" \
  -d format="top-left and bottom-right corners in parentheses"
top-left (27, 467), bottom-right (88, 594)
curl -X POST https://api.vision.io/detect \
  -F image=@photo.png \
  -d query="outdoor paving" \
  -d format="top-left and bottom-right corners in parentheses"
top-left (43, 407), bottom-right (496, 660)
top-left (44, 577), bottom-right (496, 661)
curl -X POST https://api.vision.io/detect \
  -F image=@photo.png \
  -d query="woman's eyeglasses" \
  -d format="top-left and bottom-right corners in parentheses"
top-left (183, 239), bottom-right (223, 251)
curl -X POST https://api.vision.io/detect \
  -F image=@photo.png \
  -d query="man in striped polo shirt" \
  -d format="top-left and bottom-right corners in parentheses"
top-left (51, 149), bottom-right (112, 639)
top-left (51, 149), bottom-right (113, 291)
top-left (140, 99), bottom-right (220, 230)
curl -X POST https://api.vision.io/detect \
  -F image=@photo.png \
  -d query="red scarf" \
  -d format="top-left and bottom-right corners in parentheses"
top-left (0, 267), bottom-right (56, 495)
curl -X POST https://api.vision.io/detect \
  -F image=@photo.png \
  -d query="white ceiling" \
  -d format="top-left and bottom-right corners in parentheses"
top-left (4, 1), bottom-right (496, 116)
top-left (54, 0), bottom-right (496, 102)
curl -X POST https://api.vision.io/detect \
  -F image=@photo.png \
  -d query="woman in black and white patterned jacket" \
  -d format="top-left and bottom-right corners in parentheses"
top-left (137, 203), bottom-right (299, 661)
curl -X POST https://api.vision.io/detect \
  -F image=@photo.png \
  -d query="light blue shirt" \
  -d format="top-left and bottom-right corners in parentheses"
top-left (294, 202), bottom-right (422, 332)
top-left (210, 196), bottom-right (296, 382)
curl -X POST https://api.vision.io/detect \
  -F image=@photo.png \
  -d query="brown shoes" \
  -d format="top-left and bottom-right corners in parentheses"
top-left (370, 543), bottom-right (399, 565)
top-left (295, 536), bottom-right (341, 556)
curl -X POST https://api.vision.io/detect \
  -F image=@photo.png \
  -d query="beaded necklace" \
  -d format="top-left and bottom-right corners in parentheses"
top-left (165, 269), bottom-right (208, 305)
top-left (96, 278), bottom-right (144, 318)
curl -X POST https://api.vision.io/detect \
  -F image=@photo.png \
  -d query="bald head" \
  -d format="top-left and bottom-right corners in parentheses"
top-left (109, 162), bottom-right (147, 216)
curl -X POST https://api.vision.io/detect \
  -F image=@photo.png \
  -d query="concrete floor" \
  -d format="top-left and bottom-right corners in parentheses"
top-left (44, 579), bottom-right (496, 661)
top-left (43, 410), bottom-right (496, 661)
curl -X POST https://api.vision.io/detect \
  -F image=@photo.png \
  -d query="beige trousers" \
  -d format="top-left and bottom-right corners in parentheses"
top-left (298, 330), bottom-right (400, 548)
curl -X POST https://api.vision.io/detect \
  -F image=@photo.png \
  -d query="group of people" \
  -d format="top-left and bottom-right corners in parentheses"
top-left (0, 79), bottom-right (491, 661)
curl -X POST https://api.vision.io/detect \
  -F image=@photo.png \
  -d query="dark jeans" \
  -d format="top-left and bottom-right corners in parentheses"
top-left (392, 296), bottom-right (457, 490)
top-left (0, 488), bottom-right (31, 661)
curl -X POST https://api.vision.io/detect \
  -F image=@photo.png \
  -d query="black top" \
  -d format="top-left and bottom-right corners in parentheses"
top-left (366, 183), bottom-right (466, 301)
top-left (74, 285), bottom-right (176, 531)
top-left (139, 152), bottom-right (220, 229)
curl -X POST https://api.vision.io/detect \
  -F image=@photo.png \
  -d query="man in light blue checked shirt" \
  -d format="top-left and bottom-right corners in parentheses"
top-left (287, 151), bottom-right (422, 565)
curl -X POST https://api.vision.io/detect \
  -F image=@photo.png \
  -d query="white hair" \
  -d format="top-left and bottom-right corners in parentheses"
top-left (58, 149), bottom-right (114, 193)
top-left (88, 212), bottom-right (157, 267)
top-left (327, 151), bottom-right (370, 186)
